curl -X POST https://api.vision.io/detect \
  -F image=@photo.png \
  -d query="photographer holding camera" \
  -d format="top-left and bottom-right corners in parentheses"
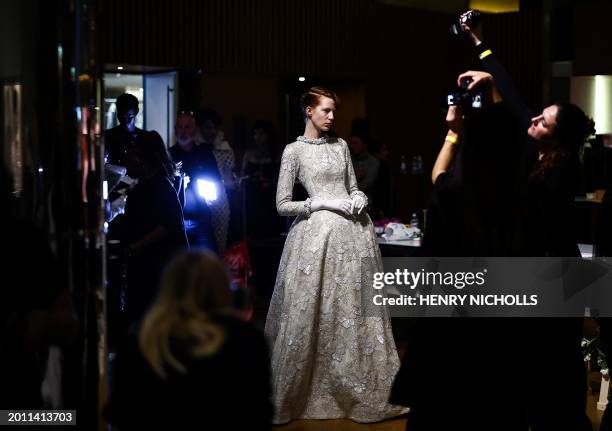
top-left (458, 12), bottom-right (595, 258)
top-left (390, 72), bottom-right (527, 431)
top-left (457, 11), bottom-right (594, 431)
top-left (392, 11), bottom-right (596, 431)
top-left (425, 74), bottom-right (522, 257)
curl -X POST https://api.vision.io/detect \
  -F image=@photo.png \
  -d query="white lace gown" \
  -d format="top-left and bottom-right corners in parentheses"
top-left (265, 135), bottom-right (408, 424)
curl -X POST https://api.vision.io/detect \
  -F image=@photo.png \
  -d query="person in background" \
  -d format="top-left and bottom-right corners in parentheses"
top-left (241, 120), bottom-right (277, 184)
top-left (105, 93), bottom-right (144, 167)
top-left (106, 251), bottom-right (272, 430)
top-left (241, 120), bottom-right (280, 239)
top-left (371, 141), bottom-right (393, 219)
top-left (392, 98), bottom-right (525, 430)
top-left (196, 108), bottom-right (233, 251)
top-left (457, 14), bottom-right (594, 431)
top-left (0, 167), bottom-right (76, 409)
top-left (348, 130), bottom-right (380, 212)
top-left (171, 111), bottom-right (222, 252)
top-left (109, 131), bottom-right (188, 325)
top-left (597, 169), bottom-right (612, 431)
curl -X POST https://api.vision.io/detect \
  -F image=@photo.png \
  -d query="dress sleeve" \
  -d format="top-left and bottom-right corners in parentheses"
top-left (343, 139), bottom-right (368, 204)
top-left (276, 144), bottom-right (311, 217)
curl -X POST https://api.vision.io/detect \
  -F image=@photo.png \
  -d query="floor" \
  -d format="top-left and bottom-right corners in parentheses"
top-left (273, 380), bottom-right (606, 431)
top-left (273, 391), bottom-right (605, 431)
top-left (255, 264), bottom-right (608, 431)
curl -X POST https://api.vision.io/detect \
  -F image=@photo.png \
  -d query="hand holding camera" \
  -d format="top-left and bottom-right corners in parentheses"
top-left (451, 10), bottom-right (483, 46)
top-left (457, 71), bottom-right (494, 91)
top-left (447, 76), bottom-right (483, 111)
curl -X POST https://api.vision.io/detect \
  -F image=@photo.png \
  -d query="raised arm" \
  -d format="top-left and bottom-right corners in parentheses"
top-left (461, 16), bottom-right (534, 129)
top-left (432, 106), bottom-right (462, 184)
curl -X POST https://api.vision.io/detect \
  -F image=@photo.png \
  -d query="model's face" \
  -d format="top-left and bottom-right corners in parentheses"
top-left (528, 105), bottom-right (558, 141)
top-left (175, 115), bottom-right (197, 145)
top-left (306, 96), bottom-right (336, 132)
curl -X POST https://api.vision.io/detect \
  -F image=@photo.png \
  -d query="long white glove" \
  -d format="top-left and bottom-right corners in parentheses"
top-left (312, 199), bottom-right (353, 216)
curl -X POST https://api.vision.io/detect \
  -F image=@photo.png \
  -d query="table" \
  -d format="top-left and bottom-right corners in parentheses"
top-left (377, 238), bottom-right (421, 257)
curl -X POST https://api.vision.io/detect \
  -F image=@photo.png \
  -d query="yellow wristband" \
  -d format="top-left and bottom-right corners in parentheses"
top-left (445, 134), bottom-right (458, 144)
top-left (479, 49), bottom-right (493, 60)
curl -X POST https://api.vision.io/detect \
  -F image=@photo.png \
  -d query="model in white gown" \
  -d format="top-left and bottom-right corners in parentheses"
top-left (265, 88), bottom-right (408, 424)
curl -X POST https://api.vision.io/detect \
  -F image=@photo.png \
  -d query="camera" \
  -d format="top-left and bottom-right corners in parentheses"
top-left (450, 10), bottom-right (481, 37)
top-left (447, 77), bottom-right (483, 110)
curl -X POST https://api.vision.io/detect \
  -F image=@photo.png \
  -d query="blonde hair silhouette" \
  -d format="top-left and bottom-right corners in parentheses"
top-left (138, 251), bottom-right (233, 379)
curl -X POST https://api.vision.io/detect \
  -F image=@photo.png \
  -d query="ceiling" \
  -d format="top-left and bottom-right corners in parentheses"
top-left (376, 0), bottom-right (520, 14)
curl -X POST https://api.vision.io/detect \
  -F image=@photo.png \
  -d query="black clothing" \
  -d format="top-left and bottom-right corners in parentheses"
top-left (476, 43), bottom-right (589, 431)
top-left (599, 314), bottom-right (612, 431)
top-left (372, 159), bottom-right (392, 219)
top-left (122, 174), bottom-right (187, 252)
top-left (0, 219), bottom-right (63, 408)
top-left (242, 155), bottom-right (280, 239)
top-left (104, 125), bottom-right (144, 167)
top-left (598, 189), bottom-right (612, 430)
top-left (169, 143), bottom-right (221, 181)
top-left (242, 153), bottom-right (276, 182)
top-left (393, 47), bottom-right (588, 431)
top-left (597, 187), bottom-right (612, 257)
top-left (422, 102), bottom-right (524, 257)
top-left (111, 174), bottom-right (188, 322)
top-left (421, 171), bottom-right (466, 255)
top-left (169, 143), bottom-right (221, 250)
top-left (397, 158), bottom-right (523, 430)
top-left (476, 42), bottom-right (580, 257)
top-left (526, 155), bottom-right (580, 257)
top-left (106, 314), bottom-right (272, 430)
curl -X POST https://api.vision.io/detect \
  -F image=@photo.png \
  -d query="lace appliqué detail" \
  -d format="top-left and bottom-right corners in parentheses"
top-left (265, 137), bottom-right (408, 424)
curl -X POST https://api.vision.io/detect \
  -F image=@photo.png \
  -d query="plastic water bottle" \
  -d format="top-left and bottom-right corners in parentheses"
top-left (400, 155), bottom-right (408, 175)
top-left (410, 213), bottom-right (419, 230)
top-left (410, 213), bottom-right (421, 241)
top-left (415, 155), bottom-right (423, 174)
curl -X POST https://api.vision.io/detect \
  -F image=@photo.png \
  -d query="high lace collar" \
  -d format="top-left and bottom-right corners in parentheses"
top-left (296, 135), bottom-right (333, 145)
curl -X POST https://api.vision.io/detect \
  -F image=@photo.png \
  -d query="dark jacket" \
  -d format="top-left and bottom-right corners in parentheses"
top-left (106, 314), bottom-right (272, 430)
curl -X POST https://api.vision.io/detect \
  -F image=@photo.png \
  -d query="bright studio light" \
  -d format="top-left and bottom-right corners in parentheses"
top-left (117, 65), bottom-right (124, 70)
top-left (298, 76), bottom-right (306, 82)
top-left (196, 179), bottom-right (217, 203)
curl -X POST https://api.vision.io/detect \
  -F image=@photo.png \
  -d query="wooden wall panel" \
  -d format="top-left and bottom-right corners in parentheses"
top-left (101, 0), bottom-right (370, 77)
top-left (101, 0), bottom-right (545, 220)
top-left (573, 2), bottom-right (612, 76)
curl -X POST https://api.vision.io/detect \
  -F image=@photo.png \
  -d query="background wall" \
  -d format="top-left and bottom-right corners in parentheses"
top-left (102, 0), bottom-right (544, 218)
top-left (573, 1), bottom-right (612, 76)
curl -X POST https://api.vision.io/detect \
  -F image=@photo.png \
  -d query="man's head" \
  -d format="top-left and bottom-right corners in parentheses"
top-left (348, 134), bottom-right (368, 156)
top-left (116, 93), bottom-right (139, 132)
top-left (175, 112), bottom-right (197, 148)
top-left (196, 109), bottom-right (222, 142)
